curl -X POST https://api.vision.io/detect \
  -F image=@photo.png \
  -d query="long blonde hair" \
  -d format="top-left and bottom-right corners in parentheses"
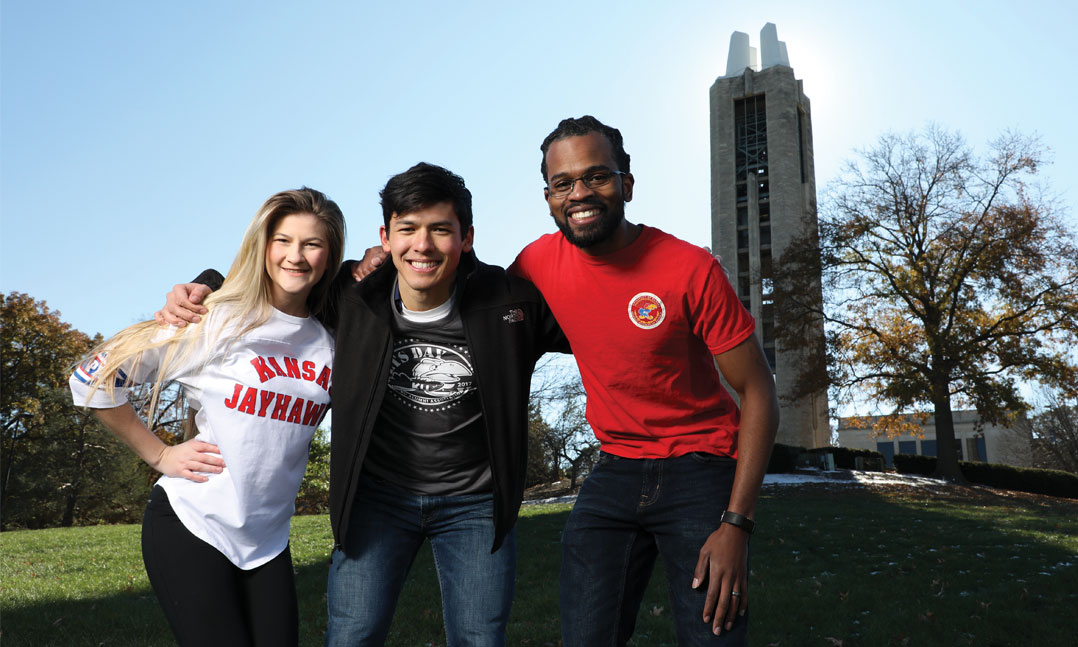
top-left (80, 187), bottom-right (346, 420)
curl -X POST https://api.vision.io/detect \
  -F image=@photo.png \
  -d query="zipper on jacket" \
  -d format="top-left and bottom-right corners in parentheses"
top-left (459, 274), bottom-right (504, 552)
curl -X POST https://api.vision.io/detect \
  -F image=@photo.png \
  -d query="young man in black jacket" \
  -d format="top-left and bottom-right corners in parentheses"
top-left (323, 163), bottom-right (567, 645)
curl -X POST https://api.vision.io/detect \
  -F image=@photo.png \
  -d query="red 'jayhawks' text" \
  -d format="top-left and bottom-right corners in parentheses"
top-left (221, 355), bottom-right (332, 427)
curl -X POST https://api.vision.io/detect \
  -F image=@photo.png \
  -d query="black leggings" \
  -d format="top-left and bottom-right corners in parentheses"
top-left (141, 486), bottom-right (299, 646)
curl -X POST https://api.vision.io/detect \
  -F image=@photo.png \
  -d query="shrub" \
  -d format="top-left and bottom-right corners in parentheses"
top-left (893, 456), bottom-right (1078, 498)
top-left (805, 446), bottom-right (886, 471)
top-left (768, 443), bottom-right (803, 473)
top-left (958, 462), bottom-right (1078, 498)
top-left (893, 453), bottom-right (936, 475)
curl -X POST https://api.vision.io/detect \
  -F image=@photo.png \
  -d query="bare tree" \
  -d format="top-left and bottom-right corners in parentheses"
top-left (1024, 389), bottom-right (1078, 473)
top-left (543, 379), bottom-right (599, 491)
top-left (526, 401), bottom-right (558, 487)
top-left (529, 356), bottom-right (599, 490)
top-left (123, 381), bottom-right (194, 486)
top-left (777, 127), bottom-right (1078, 481)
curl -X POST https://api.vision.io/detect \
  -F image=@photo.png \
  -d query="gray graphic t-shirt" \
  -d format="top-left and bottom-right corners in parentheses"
top-left (362, 286), bottom-right (492, 495)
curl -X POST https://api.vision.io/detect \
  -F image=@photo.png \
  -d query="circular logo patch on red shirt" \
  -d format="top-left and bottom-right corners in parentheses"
top-left (628, 292), bottom-right (666, 329)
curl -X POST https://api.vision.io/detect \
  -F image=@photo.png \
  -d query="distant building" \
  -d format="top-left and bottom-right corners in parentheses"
top-left (710, 23), bottom-right (829, 448)
top-left (836, 410), bottom-right (1033, 468)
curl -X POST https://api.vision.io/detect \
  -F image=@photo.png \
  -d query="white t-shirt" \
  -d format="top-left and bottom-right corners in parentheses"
top-left (70, 307), bottom-right (333, 569)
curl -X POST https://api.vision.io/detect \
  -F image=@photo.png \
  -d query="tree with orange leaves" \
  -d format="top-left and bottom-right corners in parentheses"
top-left (777, 127), bottom-right (1078, 482)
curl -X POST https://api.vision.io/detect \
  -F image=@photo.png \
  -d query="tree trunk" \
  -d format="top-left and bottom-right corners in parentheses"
top-left (2, 431), bottom-right (20, 510)
top-left (61, 489), bottom-right (78, 527)
top-left (568, 465), bottom-right (579, 491)
top-left (61, 423), bottom-right (89, 527)
top-left (930, 385), bottom-right (966, 483)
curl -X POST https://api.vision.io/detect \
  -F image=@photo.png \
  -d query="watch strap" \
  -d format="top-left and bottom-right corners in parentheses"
top-left (720, 510), bottom-right (755, 534)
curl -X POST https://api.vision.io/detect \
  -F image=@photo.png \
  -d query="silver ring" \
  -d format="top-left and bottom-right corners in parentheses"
top-left (731, 591), bottom-right (741, 597)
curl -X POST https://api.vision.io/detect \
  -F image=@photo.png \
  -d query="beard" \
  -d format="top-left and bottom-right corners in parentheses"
top-left (552, 204), bottom-right (625, 249)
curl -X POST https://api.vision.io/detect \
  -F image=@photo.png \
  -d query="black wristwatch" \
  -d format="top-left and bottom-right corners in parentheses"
top-left (720, 510), bottom-right (755, 534)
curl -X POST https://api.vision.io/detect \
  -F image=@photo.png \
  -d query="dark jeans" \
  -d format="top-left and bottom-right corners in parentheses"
top-left (325, 475), bottom-right (515, 647)
top-left (141, 486), bottom-right (298, 647)
top-left (560, 452), bottom-right (748, 646)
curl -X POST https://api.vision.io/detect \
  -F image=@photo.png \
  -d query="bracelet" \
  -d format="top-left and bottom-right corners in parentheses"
top-left (720, 510), bottom-right (755, 534)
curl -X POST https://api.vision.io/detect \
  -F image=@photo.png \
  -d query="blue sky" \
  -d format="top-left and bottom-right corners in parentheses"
top-left (3, 0), bottom-right (1076, 339)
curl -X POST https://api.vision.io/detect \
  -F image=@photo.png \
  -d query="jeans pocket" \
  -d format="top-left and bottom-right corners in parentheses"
top-left (597, 451), bottom-right (622, 466)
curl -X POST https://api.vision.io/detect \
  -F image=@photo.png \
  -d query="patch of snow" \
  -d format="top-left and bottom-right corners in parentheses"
top-left (522, 494), bottom-right (578, 506)
top-left (525, 469), bottom-right (955, 506)
top-left (762, 470), bottom-right (949, 488)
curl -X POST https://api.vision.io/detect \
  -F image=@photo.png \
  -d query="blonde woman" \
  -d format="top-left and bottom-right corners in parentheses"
top-left (70, 188), bottom-right (345, 646)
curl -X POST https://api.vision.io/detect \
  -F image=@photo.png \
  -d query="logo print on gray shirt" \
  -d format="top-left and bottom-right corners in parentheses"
top-left (388, 341), bottom-right (475, 409)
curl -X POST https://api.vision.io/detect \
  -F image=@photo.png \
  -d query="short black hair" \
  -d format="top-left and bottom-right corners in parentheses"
top-left (380, 162), bottom-right (473, 233)
top-left (540, 115), bottom-right (631, 181)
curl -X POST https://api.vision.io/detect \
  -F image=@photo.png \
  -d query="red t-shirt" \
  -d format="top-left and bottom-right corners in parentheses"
top-left (510, 226), bottom-right (756, 459)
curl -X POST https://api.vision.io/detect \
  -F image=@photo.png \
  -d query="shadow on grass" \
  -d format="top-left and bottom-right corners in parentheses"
top-left (3, 486), bottom-right (1076, 646)
top-left (0, 508), bottom-right (669, 647)
top-left (749, 484), bottom-right (1078, 647)
top-left (0, 559), bottom-right (334, 647)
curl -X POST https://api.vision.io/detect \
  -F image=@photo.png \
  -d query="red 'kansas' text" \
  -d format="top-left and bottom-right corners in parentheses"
top-left (250, 355), bottom-right (331, 393)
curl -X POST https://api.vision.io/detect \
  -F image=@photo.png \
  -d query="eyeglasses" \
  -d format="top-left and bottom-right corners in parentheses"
top-left (546, 170), bottom-right (626, 197)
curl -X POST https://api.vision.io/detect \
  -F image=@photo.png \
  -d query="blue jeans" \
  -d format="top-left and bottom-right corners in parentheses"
top-left (560, 452), bottom-right (748, 646)
top-left (325, 475), bottom-right (515, 647)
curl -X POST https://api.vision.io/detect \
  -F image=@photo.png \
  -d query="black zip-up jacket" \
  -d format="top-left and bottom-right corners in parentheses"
top-left (328, 252), bottom-right (569, 552)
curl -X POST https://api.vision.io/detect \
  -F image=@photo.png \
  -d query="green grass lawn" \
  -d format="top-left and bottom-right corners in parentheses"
top-left (3, 483), bottom-right (1076, 646)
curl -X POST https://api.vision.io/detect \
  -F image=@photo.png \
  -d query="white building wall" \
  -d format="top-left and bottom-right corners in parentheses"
top-left (836, 410), bottom-right (1032, 467)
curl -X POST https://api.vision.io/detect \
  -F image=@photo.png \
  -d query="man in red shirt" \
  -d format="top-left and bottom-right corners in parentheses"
top-left (508, 116), bottom-right (778, 646)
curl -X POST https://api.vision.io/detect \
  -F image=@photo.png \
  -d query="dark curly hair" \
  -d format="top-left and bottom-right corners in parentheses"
top-left (539, 115), bottom-right (631, 181)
